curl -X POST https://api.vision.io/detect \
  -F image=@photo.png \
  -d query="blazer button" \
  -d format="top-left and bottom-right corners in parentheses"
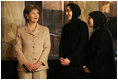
top-left (34, 58), bottom-right (36, 60)
top-left (32, 58), bottom-right (36, 60)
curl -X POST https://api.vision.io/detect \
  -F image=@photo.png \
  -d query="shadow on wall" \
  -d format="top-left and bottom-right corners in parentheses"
top-left (2, 40), bottom-right (16, 60)
top-left (1, 20), bottom-right (23, 60)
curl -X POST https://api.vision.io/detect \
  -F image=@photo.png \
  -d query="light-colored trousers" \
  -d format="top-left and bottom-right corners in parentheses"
top-left (18, 70), bottom-right (47, 79)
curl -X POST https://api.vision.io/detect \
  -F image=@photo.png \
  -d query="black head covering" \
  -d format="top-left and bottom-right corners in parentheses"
top-left (89, 11), bottom-right (107, 29)
top-left (66, 3), bottom-right (81, 22)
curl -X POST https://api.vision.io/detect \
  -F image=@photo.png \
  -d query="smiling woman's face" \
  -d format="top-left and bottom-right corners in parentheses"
top-left (65, 6), bottom-right (72, 21)
top-left (26, 9), bottom-right (39, 23)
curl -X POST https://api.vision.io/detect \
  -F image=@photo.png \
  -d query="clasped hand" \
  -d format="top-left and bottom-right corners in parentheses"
top-left (60, 57), bottom-right (71, 66)
top-left (60, 57), bottom-right (91, 73)
top-left (83, 65), bottom-right (91, 73)
top-left (24, 61), bottom-right (42, 72)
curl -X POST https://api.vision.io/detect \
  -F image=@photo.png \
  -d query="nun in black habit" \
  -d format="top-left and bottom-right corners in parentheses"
top-left (85, 11), bottom-right (116, 79)
top-left (59, 3), bottom-right (89, 79)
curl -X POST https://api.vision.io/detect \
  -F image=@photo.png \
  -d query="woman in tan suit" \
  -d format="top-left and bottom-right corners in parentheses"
top-left (15, 4), bottom-right (51, 79)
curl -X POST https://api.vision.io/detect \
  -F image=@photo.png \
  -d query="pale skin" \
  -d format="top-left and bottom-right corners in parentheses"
top-left (88, 16), bottom-right (94, 27)
top-left (65, 6), bottom-right (72, 21)
top-left (24, 9), bottom-right (42, 72)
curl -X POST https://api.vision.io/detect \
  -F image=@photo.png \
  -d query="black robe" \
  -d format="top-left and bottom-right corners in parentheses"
top-left (87, 27), bottom-right (116, 79)
top-left (59, 19), bottom-right (89, 79)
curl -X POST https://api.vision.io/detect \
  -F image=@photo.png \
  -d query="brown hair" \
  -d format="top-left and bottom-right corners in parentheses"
top-left (23, 4), bottom-right (40, 21)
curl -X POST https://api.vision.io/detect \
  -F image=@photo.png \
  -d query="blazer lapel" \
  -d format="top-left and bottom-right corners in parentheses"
top-left (25, 23), bottom-right (41, 36)
top-left (33, 24), bottom-right (40, 35)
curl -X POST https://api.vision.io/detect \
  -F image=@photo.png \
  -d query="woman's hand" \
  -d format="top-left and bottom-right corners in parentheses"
top-left (60, 57), bottom-right (64, 63)
top-left (64, 58), bottom-right (71, 64)
top-left (83, 65), bottom-right (91, 73)
top-left (61, 61), bottom-right (68, 66)
top-left (60, 57), bottom-right (71, 66)
top-left (24, 63), bottom-right (35, 72)
top-left (60, 57), bottom-right (67, 66)
top-left (33, 61), bottom-right (42, 70)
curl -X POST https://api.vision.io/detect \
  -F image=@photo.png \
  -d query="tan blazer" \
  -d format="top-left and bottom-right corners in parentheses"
top-left (15, 24), bottom-right (51, 71)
